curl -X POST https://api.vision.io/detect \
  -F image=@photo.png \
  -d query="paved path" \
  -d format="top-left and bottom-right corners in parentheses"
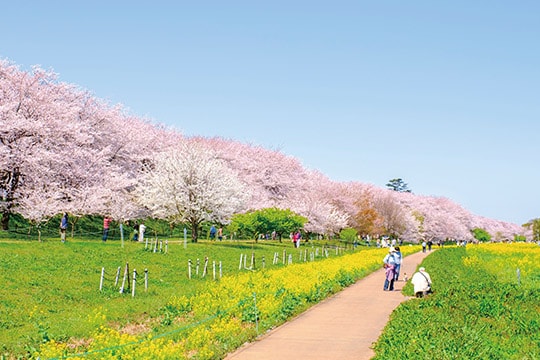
top-left (225, 250), bottom-right (431, 360)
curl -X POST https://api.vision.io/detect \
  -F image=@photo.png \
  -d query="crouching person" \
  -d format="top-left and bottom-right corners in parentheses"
top-left (411, 267), bottom-right (433, 298)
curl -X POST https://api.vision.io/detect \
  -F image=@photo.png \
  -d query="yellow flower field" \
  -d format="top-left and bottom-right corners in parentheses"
top-left (35, 246), bottom-right (418, 359)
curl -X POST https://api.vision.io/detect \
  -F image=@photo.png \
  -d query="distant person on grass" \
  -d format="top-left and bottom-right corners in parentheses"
top-left (60, 212), bottom-right (68, 243)
top-left (139, 222), bottom-right (147, 243)
top-left (411, 267), bottom-right (433, 298)
top-left (218, 227), bottom-right (223, 241)
top-left (132, 222), bottom-right (139, 241)
top-left (102, 216), bottom-right (112, 242)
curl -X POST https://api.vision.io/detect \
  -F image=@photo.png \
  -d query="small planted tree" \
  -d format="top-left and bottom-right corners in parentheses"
top-left (230, 207), bottom-right (306, 241)
top-left (472, 227), bottom-right (492, 242)
top-left (339, 228), bottom-right (358, 243)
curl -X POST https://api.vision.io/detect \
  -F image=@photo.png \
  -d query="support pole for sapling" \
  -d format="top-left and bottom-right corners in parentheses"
top-left (239, 254), bottom-right (244, 270)
top-left (99, 267), bottom-right (105, 291)
top-left (188, 259), bottom-right (192, 279)
top-left (120, 262), bottom-right (129, 293)
top-left (114, 266), bottom-right (121, 287)
top-left (196, 258), bottom-right (200, 275)
top-left (219, 261), bottom-right (222, 278)
top-left (132, 269), bottom-right (137, 297)
top-left (213, 261), bottom-right (216, 280)
top-left (120, 223), bottom-right (124, 248)
top-left (144, 268), bottom-right (148, 292)
top-left (202, 256), bottom-right (208, 277)
top-left (253, 292), bottom-right (259, 334)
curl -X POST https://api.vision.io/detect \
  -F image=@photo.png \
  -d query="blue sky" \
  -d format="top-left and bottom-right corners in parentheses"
top-left (2, 1), bottom-right (538, 225)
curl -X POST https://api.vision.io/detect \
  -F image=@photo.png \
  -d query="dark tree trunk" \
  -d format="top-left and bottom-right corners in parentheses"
top-left (191, 220), bottom-right (198, 242)
top-left (1, 211), bottom-right (9, 231)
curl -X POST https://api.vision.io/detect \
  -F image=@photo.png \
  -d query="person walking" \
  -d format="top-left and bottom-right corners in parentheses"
top-left (393, 246), bottom-right (402, 281)
top-left (293, 230), bottom-right (301, 248)
top-left (102, 216), bottom-right (112, 242)
top-left (132, 222), bottom-right (139, 241)
top-left (421, 240), bottom-right (427, 253)
top-left (411, 267), bottom-right (433, 298)
top-left (60, 212), bottom-right (68, 243)
top-left (217, 227), bottom-right (223, 241)
top-left (383, 247), bottom-right (398, 291)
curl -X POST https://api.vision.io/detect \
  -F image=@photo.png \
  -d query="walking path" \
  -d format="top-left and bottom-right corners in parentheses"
top-left (225, 250), bottom-right (432, 360)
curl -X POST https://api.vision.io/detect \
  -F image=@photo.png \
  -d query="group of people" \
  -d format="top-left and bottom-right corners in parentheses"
top-left (60, 215), bottom-right (149, 243)
top-left (382, 246), bottom-right (433, 297)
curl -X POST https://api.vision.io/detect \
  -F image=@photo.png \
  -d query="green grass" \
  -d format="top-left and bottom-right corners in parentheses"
top-left (373, 245), bottom-right (540, 360)
top-left (0, 237), bottom-right (353, 358)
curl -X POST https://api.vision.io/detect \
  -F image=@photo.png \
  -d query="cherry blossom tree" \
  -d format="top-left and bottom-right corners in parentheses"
top-left (2, 58), bottom-right (529, 243)
top-left (135, 141), bottom-right (248, 241)
top-left (0, 60), bottom-right (93, 229)
top-left (289, 171), bottom-right (349, 237)
top-left (193, 137), bottom-right (311, 210)
top-left (372, 189), bottom-right (408, 238)
top-left (1, 59), bottom-right (178, 235)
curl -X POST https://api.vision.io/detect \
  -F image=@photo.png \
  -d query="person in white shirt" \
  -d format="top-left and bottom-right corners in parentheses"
top-left (411, 267), bottom-right (432, 298)
top-left (139, 223), bottom-right (147, 243)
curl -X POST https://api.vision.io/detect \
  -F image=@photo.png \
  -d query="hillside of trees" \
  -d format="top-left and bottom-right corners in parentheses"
top-left (0, 59), bottom-right (531, 242)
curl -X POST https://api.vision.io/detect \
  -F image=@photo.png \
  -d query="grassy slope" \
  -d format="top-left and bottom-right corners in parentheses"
top-left (0, 238), bottom-right (354, 357)
top-left (373, 244), bottom-right (540, 360)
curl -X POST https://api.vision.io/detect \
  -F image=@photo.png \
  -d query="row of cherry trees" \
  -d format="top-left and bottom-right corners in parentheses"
top-left (0, 60), bottom-right (530, 241)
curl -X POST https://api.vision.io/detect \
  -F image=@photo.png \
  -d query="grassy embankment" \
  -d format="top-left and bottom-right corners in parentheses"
top-left (373, 242), bottom-right (540, 360)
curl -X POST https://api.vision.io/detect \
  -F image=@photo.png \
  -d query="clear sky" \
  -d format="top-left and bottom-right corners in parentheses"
top-left (2, 1), bottom-right (538, 225)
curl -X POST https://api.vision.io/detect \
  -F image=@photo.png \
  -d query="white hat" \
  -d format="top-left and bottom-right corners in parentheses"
top-left (419, 267), bottom-right (425, 271)
top-left (389, 247), bottom-right (396, 253)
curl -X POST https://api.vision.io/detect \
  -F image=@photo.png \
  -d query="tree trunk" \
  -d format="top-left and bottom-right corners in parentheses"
top-left (191, 220), bottom-right (198, 242)
top-left (1, 211), bottom-right (9, 230)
